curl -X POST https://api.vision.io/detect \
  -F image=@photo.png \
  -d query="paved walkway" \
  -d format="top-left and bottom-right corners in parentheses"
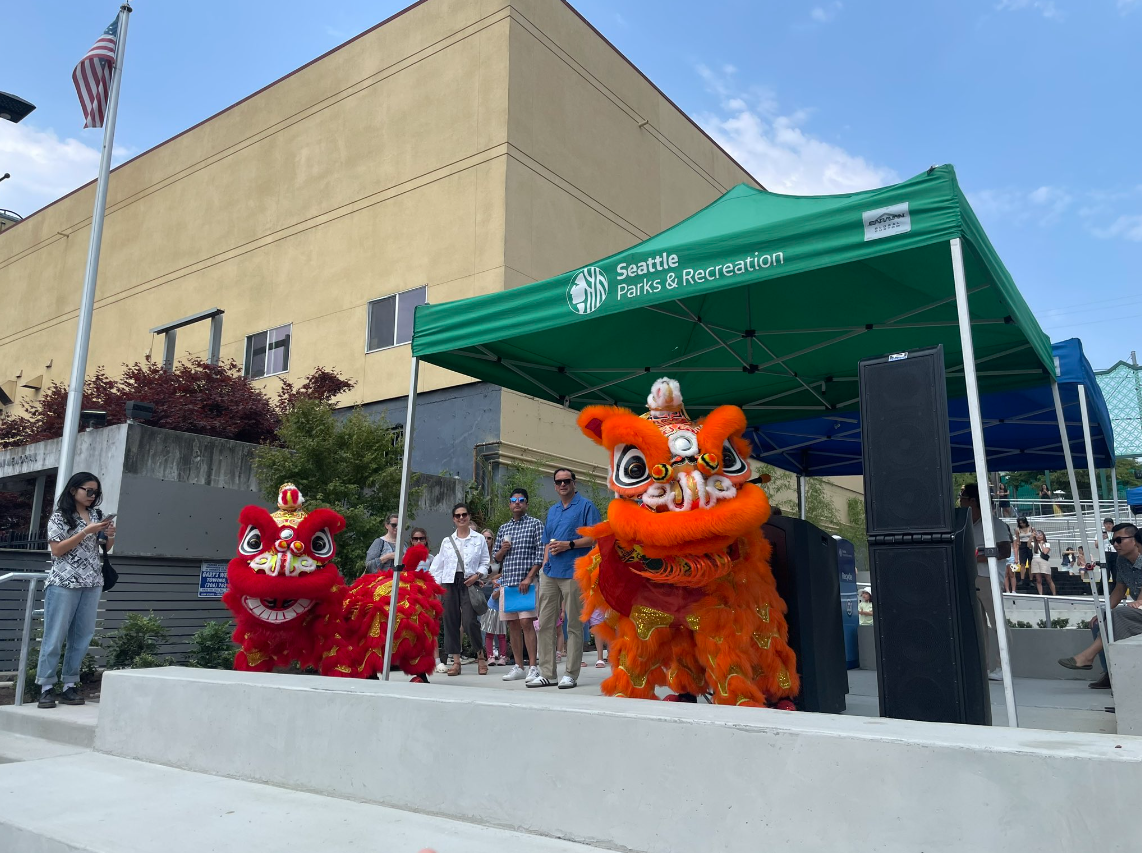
top-left (419, 651), bottom-right (1117, 733)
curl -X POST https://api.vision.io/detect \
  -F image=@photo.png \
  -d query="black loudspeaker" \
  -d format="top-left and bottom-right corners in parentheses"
top-left (868, 509), bottom-right (990, 725)
top-left (859, 347), bottom-right (954, 536)
top-left (763, 515), bottom-right (848, 714)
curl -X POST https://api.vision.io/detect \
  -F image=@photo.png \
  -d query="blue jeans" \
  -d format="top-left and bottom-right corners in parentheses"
top-left (37, 584), bottom-right (101, 687)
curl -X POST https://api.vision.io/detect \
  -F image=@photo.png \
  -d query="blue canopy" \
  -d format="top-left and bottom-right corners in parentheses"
top-left (747, 338), bottom-right (1114, 476)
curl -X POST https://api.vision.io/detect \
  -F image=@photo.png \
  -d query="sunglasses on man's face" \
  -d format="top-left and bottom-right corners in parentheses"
top-left (453, 512), bottom-right (469, 519)
top-left (509, 497), bottom-right (527, 503)
top-left (554, 479), bottom-right (573, 486)
top-left (1113, 535), bottom-right (1136, 545)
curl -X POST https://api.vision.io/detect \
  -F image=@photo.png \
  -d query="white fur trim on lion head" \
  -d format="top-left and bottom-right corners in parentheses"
top-left (646, 377), bottom-right (683, 414)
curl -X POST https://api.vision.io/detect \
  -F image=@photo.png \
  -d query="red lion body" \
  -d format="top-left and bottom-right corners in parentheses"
top-left (222, 484), bottom-right (443, 678)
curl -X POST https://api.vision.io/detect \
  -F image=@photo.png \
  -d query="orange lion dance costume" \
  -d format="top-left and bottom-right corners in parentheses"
top-left (223, 484), bottom-right (443, 681)
top-left (575, 378), bottom-right (799, 707)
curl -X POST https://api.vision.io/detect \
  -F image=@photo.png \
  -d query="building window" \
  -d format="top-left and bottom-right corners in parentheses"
top-left (367, 286), bottom-right (427, 352)
top-left (244, 324), bottom-right (291, 379)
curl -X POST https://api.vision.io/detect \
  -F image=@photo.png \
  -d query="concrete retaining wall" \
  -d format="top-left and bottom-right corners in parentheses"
top-left (95, 668), bottom-right (1142, 853)
top-left (858, 623), bottom-right (1097, 680)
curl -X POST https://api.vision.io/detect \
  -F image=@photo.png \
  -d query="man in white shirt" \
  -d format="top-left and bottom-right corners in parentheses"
top-left (959, 483), bottom-right (1012, 681)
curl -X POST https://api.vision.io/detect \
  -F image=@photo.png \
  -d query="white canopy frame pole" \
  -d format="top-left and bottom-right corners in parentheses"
top-left (950, 238), bottom-right (1017, 727)
top-left (1051, 382), bottom-right (1102, 631)
top-left (798, 475), bottom-right (807, 519)
top-left (1079, 384), bottom-right (1115, 645)
top-left (382, 356), bottom-right (420, 681)
top-left (1111, 467), bottom-right (1121, 523)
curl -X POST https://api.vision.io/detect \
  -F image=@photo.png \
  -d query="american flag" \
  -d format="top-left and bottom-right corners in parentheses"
top-left (72, 17), bottom-right (120, 128)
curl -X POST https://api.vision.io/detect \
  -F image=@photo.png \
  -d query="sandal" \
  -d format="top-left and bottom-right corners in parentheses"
top-left (477, 655), bottom-right (489, 676)
top-left (595, 659), bottom-right (607, 668)
top-left (447, 657), bottom-right (462, 677)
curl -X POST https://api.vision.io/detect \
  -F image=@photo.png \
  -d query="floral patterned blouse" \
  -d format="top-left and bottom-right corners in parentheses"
top-left (46, 509), bottom-right (106, 589)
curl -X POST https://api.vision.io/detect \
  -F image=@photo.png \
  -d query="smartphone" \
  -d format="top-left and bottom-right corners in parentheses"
top-left (101, 513), bottom-right (118, 523)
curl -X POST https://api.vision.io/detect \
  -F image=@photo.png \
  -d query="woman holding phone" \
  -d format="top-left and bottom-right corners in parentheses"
top-left (37, 472), bottom-right (115, 709)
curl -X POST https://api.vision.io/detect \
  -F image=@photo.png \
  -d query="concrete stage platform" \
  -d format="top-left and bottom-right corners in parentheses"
top-left (0, 665), bottom-right (1135, 853)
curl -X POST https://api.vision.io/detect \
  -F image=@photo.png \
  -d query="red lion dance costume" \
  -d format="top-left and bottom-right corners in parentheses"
top-left (575, 378), bottom-right (799, 707)
top-left (222, 484), bottom-right (443, 681)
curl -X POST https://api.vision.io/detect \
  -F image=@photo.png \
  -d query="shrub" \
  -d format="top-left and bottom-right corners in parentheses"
top-left (1036, 617), bottom-right (1070, 629)
top-left (189, 620), bottom-right (236, 670)
top-left (1077, 619), bottom-right (1092, 629)
top-left (107, 612), bottom-right (169, 669)
top-left (1006, 619), bottom-right (1033, 629)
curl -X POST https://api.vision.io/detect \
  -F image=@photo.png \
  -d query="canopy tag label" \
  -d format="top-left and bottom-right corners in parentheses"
top-left (863, 202), bottom-right (911, 241)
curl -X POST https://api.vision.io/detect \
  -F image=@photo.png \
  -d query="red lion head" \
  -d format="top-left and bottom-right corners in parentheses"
top-left (222, 483), bottom-right (347, 637)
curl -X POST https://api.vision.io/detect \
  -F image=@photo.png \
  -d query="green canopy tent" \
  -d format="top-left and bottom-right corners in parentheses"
top-left (384, 166), bottom-right (1053, 726)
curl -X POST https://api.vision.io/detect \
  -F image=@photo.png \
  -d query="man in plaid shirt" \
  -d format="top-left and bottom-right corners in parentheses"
top-left (494, 488), bottom-right (545, 682)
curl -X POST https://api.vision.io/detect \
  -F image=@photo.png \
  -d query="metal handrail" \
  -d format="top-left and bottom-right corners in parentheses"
top-left (1, 572), bottom-right (49, 706)
top-left (1001, 590), bottom-right (1115, 629)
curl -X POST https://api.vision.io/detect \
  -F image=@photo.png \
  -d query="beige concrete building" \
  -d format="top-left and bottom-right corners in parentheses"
top-left (0, 0), bottom-right (862, 524)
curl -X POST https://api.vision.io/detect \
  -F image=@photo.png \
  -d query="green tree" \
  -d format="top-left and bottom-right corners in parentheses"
top-left (252, 400), bottom-right (413, 581)
top-left (465, 458), bottom-right (554, 534)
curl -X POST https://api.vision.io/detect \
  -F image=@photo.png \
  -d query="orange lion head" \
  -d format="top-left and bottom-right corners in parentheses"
top-left (578, 378), bottom-right (770, 550)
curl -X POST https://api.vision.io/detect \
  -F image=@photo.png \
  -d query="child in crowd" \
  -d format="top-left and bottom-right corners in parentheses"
top-left (589, 608), bottom-right (609, 667)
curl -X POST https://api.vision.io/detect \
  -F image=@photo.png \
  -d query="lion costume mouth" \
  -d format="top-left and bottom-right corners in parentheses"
top-left (241, 596), bottom-right (315, 623)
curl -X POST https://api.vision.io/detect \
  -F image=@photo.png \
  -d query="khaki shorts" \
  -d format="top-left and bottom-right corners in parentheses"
top-left (499, 597), bottom-right (536, 621)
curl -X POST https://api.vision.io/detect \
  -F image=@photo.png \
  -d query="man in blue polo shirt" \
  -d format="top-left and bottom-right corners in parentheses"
top-left (527, 468), bottom-right (601, 689)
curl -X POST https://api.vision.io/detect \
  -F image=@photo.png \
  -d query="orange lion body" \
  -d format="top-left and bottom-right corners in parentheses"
top-left (574, 378), bottom-right (799, 707)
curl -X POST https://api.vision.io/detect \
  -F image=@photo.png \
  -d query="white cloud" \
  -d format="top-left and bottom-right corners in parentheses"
top-left (0, 121), bottom-right (132, 219)
top-left (694, 65), bottom-right (897, 195)
top-left (811, 2), bottom-right (843, 23)
top-left (969, 185), bottom-right (1072, 227)
top-left (996, 0), bottom-right (1065, 20)
top-left (1091, 215), bottom-right (1142, 242)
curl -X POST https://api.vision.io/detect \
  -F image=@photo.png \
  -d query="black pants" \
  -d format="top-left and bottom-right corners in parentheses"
top-left (443, 572), bottom-right (484, 658)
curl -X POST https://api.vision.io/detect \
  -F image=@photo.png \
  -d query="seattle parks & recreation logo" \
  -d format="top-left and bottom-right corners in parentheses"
top-left (567, 266), bottom-right (608, 315)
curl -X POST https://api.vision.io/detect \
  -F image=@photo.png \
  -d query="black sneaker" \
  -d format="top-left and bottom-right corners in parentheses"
top-left (37, 689), bottom-right (57, 709)
top-left (58, 686), bottom-right (85, 706)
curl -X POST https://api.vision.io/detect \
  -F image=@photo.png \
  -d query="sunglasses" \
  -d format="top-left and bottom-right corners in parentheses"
top-left (453, 512), bottom-right (469, 519)
top-left (509, 496), bottom-right (527, 503)
top-left (80, 488), bottom-right (100, 497)
top-left (387, 521), bottom-right (398, 527)
top-left (411, 536), bottom-right (427, 542)
top-left (554, 478), bottom-right (573, 486)
top-left (1113, 535), bottom-right (1135, 545)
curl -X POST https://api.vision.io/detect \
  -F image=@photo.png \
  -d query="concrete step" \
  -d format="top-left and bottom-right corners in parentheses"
top-left (0, 730), bottom-right (87, 764)
top-left (91, 667), bottom-right (1142, 853)
top-left (0, 752), bottom-right (610, 853)
top-left (0, 702), bottom-right (97, 748)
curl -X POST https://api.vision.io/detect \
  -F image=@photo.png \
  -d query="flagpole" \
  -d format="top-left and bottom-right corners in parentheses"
top-left (55, 3), bottom-right (133, 502)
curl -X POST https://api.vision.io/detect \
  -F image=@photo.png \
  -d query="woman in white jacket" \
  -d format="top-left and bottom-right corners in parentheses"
top-left (428, 502), bottom-right (490, 676)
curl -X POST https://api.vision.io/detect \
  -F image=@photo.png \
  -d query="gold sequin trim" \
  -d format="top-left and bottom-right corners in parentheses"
top-left (777, 667), bottom-right (791, 690)
top-left (685, 613), bottom-right (701, 631)
top-left (321, 646), bottom-right (339, 660)
top-left (715, 665), bottom-right (745, 697)
top-left (756, 603), bottom-right (770, 622)
top-left (368, 614), bottom-right (382, 638)
top-left (616, 652), bottom-right (648, 688)
top-left (752, 632), bottom-right (771, 650)
top-left (373, 581), bottom-right (394, 602)
top-left (245, 649), bottom-right (268, 667)
top-left (630, 604), bottom-right (673, 640)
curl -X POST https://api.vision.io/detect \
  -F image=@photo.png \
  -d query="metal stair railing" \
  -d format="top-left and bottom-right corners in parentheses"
top-left (1, 571), bottom-right (49, 707)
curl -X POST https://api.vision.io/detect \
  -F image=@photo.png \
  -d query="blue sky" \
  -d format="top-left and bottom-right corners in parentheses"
top-left (2, 1), bottom-right (1139, 368)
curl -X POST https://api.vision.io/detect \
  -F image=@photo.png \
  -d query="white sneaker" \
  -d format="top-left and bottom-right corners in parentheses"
top-left (987, 668), bottom-right (1003, 682)
top-left (434, 662), bottom-right (448, 674)
top-left (526, 666), bottom-right (540, 682)
top-left (558, 675), bottom-right (577, 689)
top-left (460, 655), bottom-right (476, 664)
top-left (502, 665), bottom-right (527, 681)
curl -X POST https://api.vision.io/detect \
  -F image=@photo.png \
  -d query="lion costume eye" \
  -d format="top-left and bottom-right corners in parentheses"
top-left (309, 528), bottom-right (334, 559)
top-left (613, 444), bottom-right (651, 488)
top-left (721, 441), bottom-right (748, 476)
top-left (238, 526), bottom-right (263, 556)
